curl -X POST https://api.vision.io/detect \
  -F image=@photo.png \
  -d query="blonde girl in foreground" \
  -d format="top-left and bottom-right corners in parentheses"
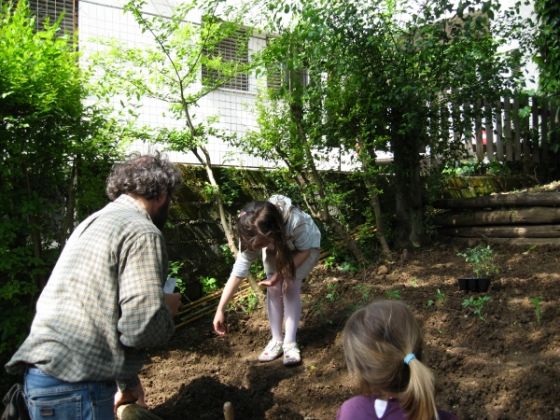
top-left (338, 300), bottom-right (457, 420)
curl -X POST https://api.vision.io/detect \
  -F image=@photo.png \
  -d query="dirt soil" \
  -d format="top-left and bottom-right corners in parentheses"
top-left (140, 244), bottom-right (560, 419)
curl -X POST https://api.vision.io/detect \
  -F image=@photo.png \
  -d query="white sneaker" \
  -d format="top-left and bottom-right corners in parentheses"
top-left (258, 339), bottom-right (283, 362)
top-left (282, 342), bottom-right (301, 366)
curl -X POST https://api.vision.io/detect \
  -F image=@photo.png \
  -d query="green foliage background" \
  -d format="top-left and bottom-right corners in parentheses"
top-left (0, 1), bottom-right (121, 394)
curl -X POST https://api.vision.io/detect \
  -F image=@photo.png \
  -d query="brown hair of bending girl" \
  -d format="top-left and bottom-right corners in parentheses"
top-left (237, 201), bottom-right (295, 280)
top-left (342, 300), bottom-right (438, 420)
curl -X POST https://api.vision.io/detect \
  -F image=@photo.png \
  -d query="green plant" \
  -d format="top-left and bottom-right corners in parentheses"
top-left (200, 276), bottom-right (218, 295)
top-left (428, 288), bottom-right (446, 308)
top-left (220, 243), bottom-right (235, 267)
top-left (530, 296), bottom-right (543, 325)
top-left (324, 255), bottom-right (337, 269)
top-left (168, 260), bottom-right (183, 277)
top-left (354, 284), bottom-right (372, 303)
top-left (339, 261), bottom-right (359, 273)
top-left (435, 289), bottom-right (446, 304)
top-left (457, 245), bottom-right (499, 278)
top-left (236, 290), bottom-right (259, 314)
top-left (462, 296), bottom-right (491, 320)
top-left (91, 0), bottom-right (260, 256)
top-left (168, 261), bottom-right (187, 296)
top-left (325, 283), bottom-right (338, 303)
top-left (408, 277), bottom-right (420, 287)
top-left (0, 1), bottom-right (120, 395)
top-left (385, 290), bottom-right (401, 300)
top-left (442, 159), bottom-right (479, 177)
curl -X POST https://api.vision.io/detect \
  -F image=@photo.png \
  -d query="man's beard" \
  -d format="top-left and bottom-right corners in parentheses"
top-left (152, 198), bottom-right (170, 231)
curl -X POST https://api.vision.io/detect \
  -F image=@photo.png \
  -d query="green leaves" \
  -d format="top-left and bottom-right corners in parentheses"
top-left (1, 2), bottom-right (120, 389)
top-left (462, 295), bottom-right (491, 320)
top-left (457, 245), bottom-right (499, 278)
top-left (0, 1), bottom-right (81, 116)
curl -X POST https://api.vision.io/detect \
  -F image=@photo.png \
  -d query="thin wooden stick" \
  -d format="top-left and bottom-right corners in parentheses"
top-left (177, 283), bottom-right (251, 316)
top-left (175, 288), bottom-right (255, 328)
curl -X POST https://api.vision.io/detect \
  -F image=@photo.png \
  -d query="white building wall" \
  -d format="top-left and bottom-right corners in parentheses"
top-left (79, 0), bottom-right (275, 168)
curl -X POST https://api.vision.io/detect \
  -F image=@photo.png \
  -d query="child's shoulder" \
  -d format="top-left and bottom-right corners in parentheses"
top-left (437, 408), bottom-right (459, 420)
top-left (336, 395), bottom-right (376, 420)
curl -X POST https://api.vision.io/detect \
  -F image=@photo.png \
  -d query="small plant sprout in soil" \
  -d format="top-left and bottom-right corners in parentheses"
top-left (325, 282), bottom-right (339, 303)
top-left (427, 288), bottom-right (446, 308)
top-left (462, 295), bottom-right (491, 320)
top-left (200, 276), bottom-right (219, 295)
top-left (530, 296), bottom-right (543, 325)
top-left (385, 289), bottom-right (401, 300)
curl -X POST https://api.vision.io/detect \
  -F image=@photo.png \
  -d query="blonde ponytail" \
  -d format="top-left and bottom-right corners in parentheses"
top-left (400, 356), bottom-right (438, 420)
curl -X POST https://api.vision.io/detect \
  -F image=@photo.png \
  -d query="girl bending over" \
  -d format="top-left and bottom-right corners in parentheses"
top-left (213, 195), bottom-right (321, 366)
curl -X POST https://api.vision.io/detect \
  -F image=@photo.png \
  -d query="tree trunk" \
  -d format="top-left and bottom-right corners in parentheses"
top-left (182, 103), bottom-right (237, 255)
top-left (392, 129), bottom-right (424, 248)
top-left (368, 188), bottom-right (392, 258)
top-left (357, 139), bottom-right (391, 259)
top-left (191, 146), bottom-right (238, 255)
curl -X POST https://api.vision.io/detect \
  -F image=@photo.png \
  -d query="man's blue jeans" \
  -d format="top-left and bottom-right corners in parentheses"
top-left (24, 367), bottom-right (116, 420)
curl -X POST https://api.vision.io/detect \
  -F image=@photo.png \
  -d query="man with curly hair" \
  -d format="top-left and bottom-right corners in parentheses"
top-left (5, 153), bottom-right (182, 419)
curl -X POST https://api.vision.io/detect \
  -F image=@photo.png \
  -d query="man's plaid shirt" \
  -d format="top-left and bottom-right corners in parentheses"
top-left (6, 194), bottom-right (175, 388)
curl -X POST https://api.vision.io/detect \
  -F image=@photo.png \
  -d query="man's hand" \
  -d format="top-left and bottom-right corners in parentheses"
top-left (114, 380), bottom-right (146, 413)
top-left (213, 309), bottom-right (227, 336)
top-left (258, 272), bottom-right (282, 288)
top-left (164, 292), bottom-right (182, 317)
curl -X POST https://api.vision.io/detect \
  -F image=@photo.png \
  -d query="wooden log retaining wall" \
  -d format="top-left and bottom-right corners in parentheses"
top-left (434, 191), bottom-right (560, 246)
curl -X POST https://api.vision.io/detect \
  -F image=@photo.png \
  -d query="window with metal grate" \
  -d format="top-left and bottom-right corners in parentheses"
top-left (28, 0), bottom-right (77, 35)
top-left (201, 27), bottom-right (249, 92)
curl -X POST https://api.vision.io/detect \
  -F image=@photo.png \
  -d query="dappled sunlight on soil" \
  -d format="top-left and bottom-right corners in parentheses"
top-left (141, 244), bottom-right (560, 419)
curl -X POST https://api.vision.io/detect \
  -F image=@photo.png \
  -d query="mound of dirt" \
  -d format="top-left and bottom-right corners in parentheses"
top-left (140, 244), bottom-right (560, 419)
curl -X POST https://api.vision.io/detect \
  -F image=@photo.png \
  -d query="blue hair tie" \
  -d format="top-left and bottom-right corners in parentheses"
top-left (404, 353), bottom-right (416, 365)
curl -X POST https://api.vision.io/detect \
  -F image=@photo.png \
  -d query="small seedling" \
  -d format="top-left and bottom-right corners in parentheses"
top-left (236, 290), bottom-right (259, 314)
top-left (354, 283), bottom-right (371, 303)
top-left (530, 296), bottom-right (543, 325)
top-left (435, 289), bottom-right (446, 305)
top-left (200, 276), bottom-right (218, 295)
top-left (428, 289), bottom-right (446, 308)
top-left (324, 255), bottom-right (337, 269)
top-left (462, 295), bottom-right (491, 320)
top-left (339, 261), bottom-right (358, 273)
top-left (385, 289), bottom-right (401, 300)
top-left (169, 260), bottom-right (186, 295)
top-left (326, 283), bottom-right (338, 303)
top-left (408, 277), bottom-right (419, 287)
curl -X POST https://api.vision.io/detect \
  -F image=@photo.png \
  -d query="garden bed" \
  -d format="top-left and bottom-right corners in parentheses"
top-left (140, 244), bottom-right (559, 419)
